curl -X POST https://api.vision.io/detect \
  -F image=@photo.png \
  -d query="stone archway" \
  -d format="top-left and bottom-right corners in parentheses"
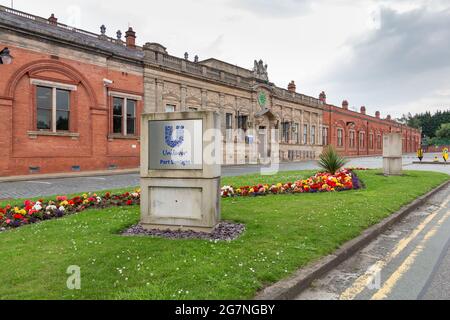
top-left (254, 108), bottom-right (279, 163)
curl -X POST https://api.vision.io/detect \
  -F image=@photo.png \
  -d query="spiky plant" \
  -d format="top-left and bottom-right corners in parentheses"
top-left (318, 146), bottom-right (349, 174)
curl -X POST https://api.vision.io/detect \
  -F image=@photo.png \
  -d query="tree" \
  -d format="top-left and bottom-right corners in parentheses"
top-left (436, 123), bottom-right (450, 139)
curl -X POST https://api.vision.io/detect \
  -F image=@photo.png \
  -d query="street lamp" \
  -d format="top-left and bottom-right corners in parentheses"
top-left (0, 47), bottom-right (13, 65)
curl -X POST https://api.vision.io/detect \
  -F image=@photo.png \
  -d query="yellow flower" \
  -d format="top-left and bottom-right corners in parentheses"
top-left (83, 200), bottom-right (89, 204)
top-left (82, 194), bottom-right (88, 199)
top-left (60, 201), bottom-right (69, 207)
top-left (19, 209), bottom-right (26, 215)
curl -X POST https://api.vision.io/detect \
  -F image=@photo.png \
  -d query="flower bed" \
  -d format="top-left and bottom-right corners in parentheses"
top-left (221, 169), bottom-right (362, 198)
top-left (0, 190), bottom-right (140, 231)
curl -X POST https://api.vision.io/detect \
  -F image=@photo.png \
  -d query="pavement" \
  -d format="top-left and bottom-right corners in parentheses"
top-left (296, 182), bottom-right (450, 300)
top-left (0, 153), bottom-right (448, 200)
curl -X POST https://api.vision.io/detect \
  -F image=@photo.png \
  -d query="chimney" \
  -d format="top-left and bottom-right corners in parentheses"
top-left (375, 111), bottom-right (381, 119)
top-left (288, 81), bottom-right (296, 93)
top-left (125, 27), bottom-right (136, 49)
top-left (48, 14), bottom-right (58, 25)
top-left (360, 106), bottom-right (366, 115)
top-left (319, 91), bottom-right (327, 103)
top-left (342, 100), bottom-right (349, 110)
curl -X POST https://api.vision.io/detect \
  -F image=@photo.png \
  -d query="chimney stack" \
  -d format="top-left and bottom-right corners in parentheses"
top-left (360, 106), bottom-right (366, 115)
top-left (319, 91), bottom-right (327, 103)
top-left (288, 81), bottom-right (296, 93)
top-left (125, 27), bottom-right (136, 49)
top-left (375, 111), bottom-right (381, 119)
top-left (342, 100), bottom-right (349, 110)
top-left (48, 14), bottom-right (58, 25)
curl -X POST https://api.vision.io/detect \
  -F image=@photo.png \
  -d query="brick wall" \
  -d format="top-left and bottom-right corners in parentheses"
top-left (323, 103), bottom-right (421, 156)
top-left (0, 43), bottom-right (143, 176)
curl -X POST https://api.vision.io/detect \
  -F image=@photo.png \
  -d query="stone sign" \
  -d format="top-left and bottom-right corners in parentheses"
top-left (383, 133), bottom-right (403, 176)
top-left (140, 111), bottom-right (221, 232)
top-left (148, 119), bottom-right (203, 170)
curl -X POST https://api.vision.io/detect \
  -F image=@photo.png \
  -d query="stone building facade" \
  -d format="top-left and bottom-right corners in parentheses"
top-left (0, 6), bottom-right (421, 177)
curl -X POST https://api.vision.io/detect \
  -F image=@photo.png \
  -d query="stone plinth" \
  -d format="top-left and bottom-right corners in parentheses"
top-left (140, 111), bottom-right (221, 233)
top-left (383, 133), bottom-right (403, 176)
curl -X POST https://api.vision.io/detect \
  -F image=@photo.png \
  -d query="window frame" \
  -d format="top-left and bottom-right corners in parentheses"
top-left (35, 84), bottom-right (73, 133)
top-left (322, 127), bottom-right (329, 146)
top-left (303, 124), bottom-right (309, 145)
top-left (311, 125), bottom-right (316, 145)
top-left (111, 96), bottom-right (138, 136)
top-left (337, 128), bottom-right (344, 147)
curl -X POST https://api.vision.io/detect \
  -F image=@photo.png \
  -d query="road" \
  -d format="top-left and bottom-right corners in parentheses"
top-left (0, 153), bottom-right (448, 200)
top-left (297, 183), bottom-right (450, 300)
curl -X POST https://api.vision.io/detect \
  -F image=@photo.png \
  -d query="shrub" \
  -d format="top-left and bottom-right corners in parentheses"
top-left (318, 146), bottom-right (349, 174)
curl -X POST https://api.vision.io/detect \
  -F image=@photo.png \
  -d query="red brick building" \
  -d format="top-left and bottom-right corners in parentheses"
top-left (0, 6), bottom-right (421, 177)
top-left (322, 95), bottom-right (421, 157)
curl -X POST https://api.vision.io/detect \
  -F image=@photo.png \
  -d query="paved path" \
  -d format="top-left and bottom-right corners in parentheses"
top-left (297, 183), bottom-right (450, 300)
top-left (0, 153), bottom-right (448, 200)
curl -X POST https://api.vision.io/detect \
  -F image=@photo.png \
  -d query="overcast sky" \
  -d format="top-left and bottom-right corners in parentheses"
top-left (2, 0), bottom-right (449, 118)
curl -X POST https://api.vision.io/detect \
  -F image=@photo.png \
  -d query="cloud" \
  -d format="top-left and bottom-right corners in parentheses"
top-left (228, 0), bottom-right (312, 17)
top-left (322, 5), bottom-right (450, 115)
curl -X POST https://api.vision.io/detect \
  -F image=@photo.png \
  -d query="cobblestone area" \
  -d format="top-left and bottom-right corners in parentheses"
top-left (0, 154), bottom-right (447, 200)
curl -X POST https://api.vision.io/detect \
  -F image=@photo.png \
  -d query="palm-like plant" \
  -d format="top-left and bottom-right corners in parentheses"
top-left (318, 146), bottom-right (349, 174)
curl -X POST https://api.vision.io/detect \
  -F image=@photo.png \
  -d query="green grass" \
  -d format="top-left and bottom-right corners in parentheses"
top-left (0, 170), bottom-right (448, 300)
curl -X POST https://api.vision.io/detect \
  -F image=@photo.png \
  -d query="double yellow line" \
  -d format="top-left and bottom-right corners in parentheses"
top-left (340, 197), bottom-right (450, 300)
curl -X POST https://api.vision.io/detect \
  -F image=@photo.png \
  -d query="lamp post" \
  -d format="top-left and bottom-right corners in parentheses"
top-left (0, 47), bottom-right (13, 65)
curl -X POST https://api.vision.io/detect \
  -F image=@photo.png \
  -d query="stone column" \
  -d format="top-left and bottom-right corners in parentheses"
top-left (143, 72), bottom-right (156, 113)
top-left (156, 79), bottom-right (164, 113)
top-left (201, 89), bottom-right (208, 110)
top-left (181, 84), bottom-right (187, 111)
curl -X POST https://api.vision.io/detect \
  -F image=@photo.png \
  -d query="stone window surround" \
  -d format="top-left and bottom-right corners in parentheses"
top-left (349, 130), bottom-right (356, 149)
top-left (359, 131), bottom-right (366, 149)
top-left (337, 128), bottom-right (344, 147)
top-left (30, 78), bottom-right (77, 136)
top-left (108, 91), bottom-right (142, 138)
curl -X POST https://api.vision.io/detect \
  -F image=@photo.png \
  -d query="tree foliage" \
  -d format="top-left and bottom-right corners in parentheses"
top-left (398, 109), bottom-right (450, 139)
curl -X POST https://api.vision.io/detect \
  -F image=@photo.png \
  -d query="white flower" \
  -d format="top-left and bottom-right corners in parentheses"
top-left (46, 205), bottom-right (57, 212)
top-left (58, 206), bottom-right (66, 212)
top-left (33, 204), bottom-right (42, 211)
top-left (96, 197), bottom-right (102, 203)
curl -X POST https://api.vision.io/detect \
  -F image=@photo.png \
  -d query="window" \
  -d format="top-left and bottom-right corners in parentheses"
top-left (165, 104), bottom-right (176, 113)
top-left (237, 115), bottom-right (248, 131)
top-left (226, 113), bottom-right (233, 142)
top-left (369, 133), bottom-right (374, 149)
top-left (337, 128), bottom-right (343, 147)
top-left (36, 86), bottom-right (70, 132)
top-left (282, 122), bottom-right (290, 143)
top-left (294, 123), bottom-right (300, 144)
top-left (377, 135), bottom-right (382, 149)
top-left (126, 100), bottom-right (136, 135)
top-left (349, 130), bottom-right (355, 148)
top-left (188, 107), bottom-right (198, 111)
top-left (303, 124), bottom-right (309, 145)
top-left (112, 97), bottom-right (137, 136)
top-left (311, 125), bottom-right (316, 145)
top-left (359, 132), bottom-right (365, 149)
top-left (226, 113), bottom-right (233, 130)
top-left (322, 127), bottom-right (329, 146)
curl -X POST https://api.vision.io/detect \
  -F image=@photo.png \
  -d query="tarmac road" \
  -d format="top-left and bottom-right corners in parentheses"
top-left (297, 183), bottom-right (450, 300)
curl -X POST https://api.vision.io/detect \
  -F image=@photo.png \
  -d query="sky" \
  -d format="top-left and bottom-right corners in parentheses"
top-left (1, 0), bottom-right (449, 118)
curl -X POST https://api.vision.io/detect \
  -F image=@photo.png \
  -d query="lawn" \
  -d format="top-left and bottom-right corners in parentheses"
top-left (0, 170), bottom-right (448, 300)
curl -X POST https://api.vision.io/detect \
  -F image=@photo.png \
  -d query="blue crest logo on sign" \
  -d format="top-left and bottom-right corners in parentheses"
top-left (165, 125), bottom-right (185, 148)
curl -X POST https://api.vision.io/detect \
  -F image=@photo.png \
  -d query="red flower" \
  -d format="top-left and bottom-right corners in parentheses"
top-left (126, 200), bottom-right (133, 206)
top-left (13, 214), bottom-right (23, 220)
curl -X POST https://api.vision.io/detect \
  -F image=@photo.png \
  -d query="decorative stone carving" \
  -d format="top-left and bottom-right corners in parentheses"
top-left (253, 59), bottom-right (269, 82)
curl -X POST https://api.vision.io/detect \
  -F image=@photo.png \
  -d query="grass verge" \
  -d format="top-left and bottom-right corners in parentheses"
top-left (0, 170), bottom-right (448, 300)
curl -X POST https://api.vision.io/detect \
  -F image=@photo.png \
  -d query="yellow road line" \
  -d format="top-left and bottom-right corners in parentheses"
top-left (370, 212), bottom-right (449, 300)
top-left (340, 197), bottom-right (450, 300)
